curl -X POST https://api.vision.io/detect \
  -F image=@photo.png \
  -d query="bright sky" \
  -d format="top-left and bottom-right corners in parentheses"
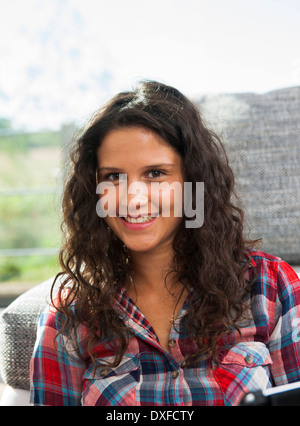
top-left (0, 0), bottom-right (299, 130)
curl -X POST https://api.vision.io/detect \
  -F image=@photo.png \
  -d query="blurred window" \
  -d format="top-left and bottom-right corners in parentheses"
top-left (0, 126), bottom-right (63, 306)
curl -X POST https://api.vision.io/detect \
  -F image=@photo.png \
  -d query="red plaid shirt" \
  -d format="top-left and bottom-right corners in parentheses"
top-left (30, 250), bottom-right (300, 406)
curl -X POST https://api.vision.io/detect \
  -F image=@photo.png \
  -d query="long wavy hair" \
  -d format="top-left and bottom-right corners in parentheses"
top-left (52, 80), bottom-right (260, 367)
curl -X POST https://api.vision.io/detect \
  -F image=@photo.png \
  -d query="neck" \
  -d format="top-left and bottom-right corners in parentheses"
top-left (128, 247), bottom-right (178, 294)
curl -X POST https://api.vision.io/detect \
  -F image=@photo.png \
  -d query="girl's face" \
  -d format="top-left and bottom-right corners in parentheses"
top-left (97, 126), bottom-right (184, 255)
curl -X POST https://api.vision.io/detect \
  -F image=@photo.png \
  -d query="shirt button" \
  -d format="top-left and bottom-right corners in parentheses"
top-left (171, 370), bottom-right (180, 380)
top-left (244, 354), bottom-right (254, 365)
top-left (168, 339), bottom-right (177, 348)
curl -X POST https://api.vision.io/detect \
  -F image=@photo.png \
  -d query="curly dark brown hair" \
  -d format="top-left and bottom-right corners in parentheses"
top-left (52, 80), bottom-right (260, 368)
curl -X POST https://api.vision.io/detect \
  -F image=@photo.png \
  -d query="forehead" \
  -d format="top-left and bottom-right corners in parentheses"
top-left (97, 127), bottom-right (181, 166)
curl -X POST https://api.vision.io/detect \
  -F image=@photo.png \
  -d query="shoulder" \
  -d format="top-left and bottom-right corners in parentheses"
top-left (36, 291), bottom-right (90, 358)
top-left (247, 248), bottom-right (300, 301)
top-left (248, 248), bottom-right (282, 267)
top-left (38, 289), bottom-right (75, 331)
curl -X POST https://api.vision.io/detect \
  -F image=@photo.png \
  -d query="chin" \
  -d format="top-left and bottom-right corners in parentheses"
top-left (124, 239), bottom-right (158, 254)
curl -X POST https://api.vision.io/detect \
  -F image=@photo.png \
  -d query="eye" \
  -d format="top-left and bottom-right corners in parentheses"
top-left (105, 172), bottom-right (120, 181)
top-left (147, 169), bottom-right (165, 179)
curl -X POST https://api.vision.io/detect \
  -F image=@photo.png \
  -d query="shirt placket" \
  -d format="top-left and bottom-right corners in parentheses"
top-left (113, 288), bottom-right (193, 405)
top-left (113, 287), bottom-right (163, 351)
top-left (113, 287), bottom-right (189, 360)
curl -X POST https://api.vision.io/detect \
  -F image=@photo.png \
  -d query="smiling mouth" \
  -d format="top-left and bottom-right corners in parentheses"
top-left (122, 215), bottom-right (156, 224)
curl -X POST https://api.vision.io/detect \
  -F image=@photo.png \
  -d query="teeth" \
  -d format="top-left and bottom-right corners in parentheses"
top-left (123, 216), bottom-right (154, 224)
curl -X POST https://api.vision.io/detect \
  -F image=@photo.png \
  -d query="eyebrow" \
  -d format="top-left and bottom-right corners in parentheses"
top-left (142, 163), bottom-right (176, 169)
top-left (97, 167), bottom-right (123, 172)
top-left (97, 163), bottom-right (176, 172)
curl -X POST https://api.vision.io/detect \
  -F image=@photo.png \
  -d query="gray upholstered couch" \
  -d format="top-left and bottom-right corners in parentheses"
top-left (0, 85), bottom-right (299, 405)
top-left (197, 86), bottom-right (300, 265)
top-left (0, 277), bottom-right (60, 405)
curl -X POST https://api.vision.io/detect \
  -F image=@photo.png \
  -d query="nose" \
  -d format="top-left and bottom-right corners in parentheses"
top-left (127, 181), bottom-right (149, 217)
top-left (119, 180), bottom-right (149, 217)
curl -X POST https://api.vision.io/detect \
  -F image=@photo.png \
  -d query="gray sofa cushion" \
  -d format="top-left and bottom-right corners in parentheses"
top-left (197, 86), bottom-right (300, 264)
top-left (0, 277), bottom-right (58, 390)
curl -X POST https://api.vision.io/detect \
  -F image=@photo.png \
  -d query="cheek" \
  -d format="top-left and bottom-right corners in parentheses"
top-left (104, 216), bottom-right (117, 232)
top-left (154, 184), bottom-right (183, 218)
top-left (97, 185), bottom-right (119, 218)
